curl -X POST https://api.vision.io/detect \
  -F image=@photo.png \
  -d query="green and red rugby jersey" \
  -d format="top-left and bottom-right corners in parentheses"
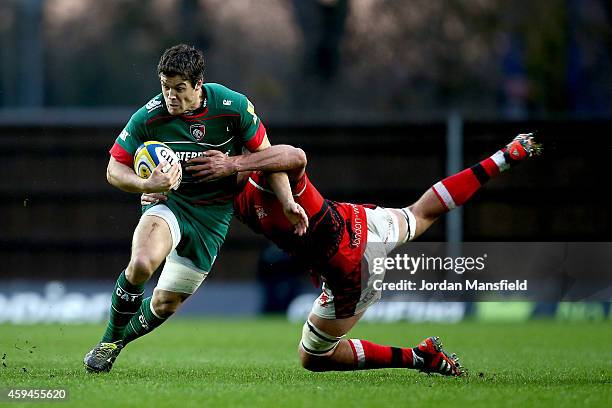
top-left (109, 83), bottom-right (267, 271)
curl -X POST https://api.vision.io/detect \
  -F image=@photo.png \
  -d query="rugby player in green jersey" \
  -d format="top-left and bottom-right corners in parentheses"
top-left (83, 44), bottom-right (307, 373)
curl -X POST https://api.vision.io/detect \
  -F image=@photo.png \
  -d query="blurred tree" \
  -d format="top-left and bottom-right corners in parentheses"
top-left (0, 0), bottom-right (17, 108)
top-left (20, 0), bottom-right (44, 107)
top-left (293, 0), bottom-right (348, 81)
top-left (292, 0), bottom-right (349, 110)
top-left (0, 0), bottom-right (607, 117)
top-left (0, 0), bottom-right (43, 108)
top-left (517, 0), bottom-right (570, 113)
top-left (180, 0), bottom-right (212, 52)
top-left (565, 0), bottom-right (612, 114)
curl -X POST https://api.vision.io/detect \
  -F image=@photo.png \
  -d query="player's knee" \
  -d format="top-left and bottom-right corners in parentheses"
top-left (151, 288), bottom-right (187, 318)
top-left (298, 347), bottom-right (327, 372)
top-left (126, 254), bottom-right (158, 283)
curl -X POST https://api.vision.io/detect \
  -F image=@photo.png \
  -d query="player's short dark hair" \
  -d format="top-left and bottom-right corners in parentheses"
top-left (157, 44), bottom-right (205, 87)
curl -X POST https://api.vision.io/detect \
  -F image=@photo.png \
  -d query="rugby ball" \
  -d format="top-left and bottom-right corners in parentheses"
top-left (133, 141), bottom-right (182, 190)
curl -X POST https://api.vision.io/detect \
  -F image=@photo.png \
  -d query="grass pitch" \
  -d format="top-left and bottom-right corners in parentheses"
top-left (1, 318), bottom-right (610, 407)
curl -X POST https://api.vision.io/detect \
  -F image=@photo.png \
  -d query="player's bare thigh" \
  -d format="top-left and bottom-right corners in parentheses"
top-left (127, 214), bottom-right (174, 283)
top-left (388, 189), bottom-right (443, 243)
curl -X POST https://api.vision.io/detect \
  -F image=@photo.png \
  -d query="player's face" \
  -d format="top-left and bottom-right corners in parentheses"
top-left (160, 74), bottom-right (202, 115)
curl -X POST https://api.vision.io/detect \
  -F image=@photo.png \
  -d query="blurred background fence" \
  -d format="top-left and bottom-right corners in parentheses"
top-left (1, 118), bottom-right (610, 281)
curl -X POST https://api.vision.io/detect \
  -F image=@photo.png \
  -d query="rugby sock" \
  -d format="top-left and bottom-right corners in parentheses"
top-left (431, 147), bottom-right (515, 211)
top-left (102, 270), bottom-right (145, 343)
top-left (348, 339), bottom-right (418, 369)
top-left (122, 297), bottom-right (166, 345)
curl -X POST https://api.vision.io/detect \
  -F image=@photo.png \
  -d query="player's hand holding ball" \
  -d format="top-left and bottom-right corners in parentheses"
top-left (134, 141), bottom-right (182, 192)
top-left (144, 161), bottom-right (182, 192)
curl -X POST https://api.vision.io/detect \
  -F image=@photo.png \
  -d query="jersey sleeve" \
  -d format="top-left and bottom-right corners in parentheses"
top-left (108, 111), bottom-right (147, 167)
top-left (237, 95), bottom-right (267, 152)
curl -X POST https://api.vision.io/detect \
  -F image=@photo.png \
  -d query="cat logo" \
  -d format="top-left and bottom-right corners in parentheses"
top-left (190, 124), bottom-right (206, 141)
top-left (223, 99), bottom-right (233, 106)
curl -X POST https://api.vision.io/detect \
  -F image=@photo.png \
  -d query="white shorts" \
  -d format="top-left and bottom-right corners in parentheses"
top-left (311, 206), bottom-right (409, 319)
top-left (142, 205), bottom-right (208, 295)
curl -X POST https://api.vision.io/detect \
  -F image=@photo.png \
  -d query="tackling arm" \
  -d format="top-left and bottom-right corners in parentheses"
top-left (233, 144), bottom-right (307, 175)
top-left (186, 144), bottom-right (307, 182)
top-left (265, 171), bottom-right (309, 235)
top-left (254, 138), bottom-right (308, 234)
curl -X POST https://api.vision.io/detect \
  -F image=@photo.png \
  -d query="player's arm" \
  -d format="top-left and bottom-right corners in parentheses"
top-left (108, 110), bottom-right (180, 194)
top-left (232, 97), bottom-right (307, 232)
top-left (265, 171), bottom-right (308, 235)
top-left (186, 144), bottom-right (307, 182)
top-left (251, 133), bottom-right (308, 234)
top-left (107, 155), bottom-right (181, 193)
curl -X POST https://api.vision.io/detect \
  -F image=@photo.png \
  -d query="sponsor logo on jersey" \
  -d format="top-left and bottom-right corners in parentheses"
top-left (190, 124), bottom-right (206, 141)
top-left (119, 128), bottom-right (129, 141)
top-left (145, 97), bottom-right (162, 112)
top-left (246, 99), bottom-right (258, 124)
top-left (318, 292), bottom-right (330, 307)
top-left (348, 204), bottom-right (363, 248)
top-left (222, 99), bottom-right (233, 106)
top-left (175, 151), bottom-right (205, 161)
top-left (255, 205), bottom-right (268, 220)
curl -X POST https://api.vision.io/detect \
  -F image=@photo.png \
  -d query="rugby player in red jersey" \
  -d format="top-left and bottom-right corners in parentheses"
top-left (144, 133), bottom-right (541, 376)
